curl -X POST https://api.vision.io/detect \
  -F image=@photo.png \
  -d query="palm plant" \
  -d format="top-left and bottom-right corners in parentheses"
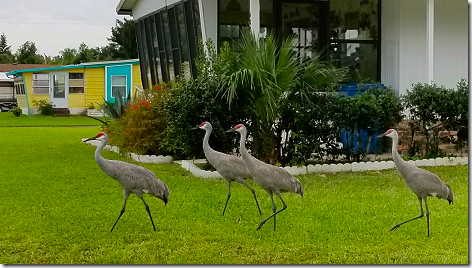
top-left (219, 29), bottom-right (347, 163)
top-left (87, 89), bottom-right (130, 125)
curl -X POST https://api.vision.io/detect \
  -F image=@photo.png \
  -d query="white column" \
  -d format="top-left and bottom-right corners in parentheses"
top-left (250, 0), bottom-right (260, 38)
top-left (426, 0), bottom-right (434, 83)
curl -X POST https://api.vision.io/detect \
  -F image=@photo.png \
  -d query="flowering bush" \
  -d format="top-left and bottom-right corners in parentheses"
top-left (105, 87), bottom-right (169, 156)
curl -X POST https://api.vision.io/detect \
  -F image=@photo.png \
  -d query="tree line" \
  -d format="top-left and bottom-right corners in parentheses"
top-left (0, 18), bottom-right (137, 65)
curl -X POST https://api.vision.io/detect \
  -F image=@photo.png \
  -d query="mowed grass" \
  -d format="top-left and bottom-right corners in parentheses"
top-left (0, 112), bottom-right (101, 127)
top-left (0, 124), bottom-right (468, 264)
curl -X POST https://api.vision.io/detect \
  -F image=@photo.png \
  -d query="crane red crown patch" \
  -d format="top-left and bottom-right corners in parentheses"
top-left (199, 122), bottom-right (206, 127)
top-left (235, 124), bottom-right (244, 129)
top-left (386, 129), bottom-right (394, 134)
top-left (96, 132), bottom-right (105, 138)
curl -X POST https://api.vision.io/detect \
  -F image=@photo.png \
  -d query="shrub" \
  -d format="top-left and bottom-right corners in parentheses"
top-left (32, 99), bottom-right (55, 116)
top-left (401, 80), bottom-right (467, 158)
top-left (105, 87), bottom-right (169, 156)
top-left (162, 40), bottom-right (250, 160)
top-left (280, 86), bottom-right (403, 165)
top-left (439, 79), bottom-right (468, 151)
top-left (12, 107), bottom-right (22, 117)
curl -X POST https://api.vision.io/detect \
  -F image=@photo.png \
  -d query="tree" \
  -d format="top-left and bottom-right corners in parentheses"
top-left (107, 18), bottom-right (138, 59)
top-left (219, 30), bottom-right (347, 163)
top-left (0, 33), bottom-right (14, 63)
top-left (58, 48), bottom-right (78, 65)
top-left (15, 41), bottom-right (44, 64)
top-left (73, 43), bottom-right (94, 64)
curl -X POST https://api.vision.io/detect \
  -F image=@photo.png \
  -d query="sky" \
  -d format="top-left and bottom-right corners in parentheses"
top-left (0, 0), bottom-right (131, 57)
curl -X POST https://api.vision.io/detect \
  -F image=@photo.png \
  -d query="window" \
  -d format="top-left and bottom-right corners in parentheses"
top-left (32, 73), bottom-right (49, 94)
top-left (14, 77), bottom-right (25, 95)
top-left (218, 0), bottom-right (250, 49)
top-left (135, 0), bottom-right (201, 86)
top-left (111, 75), bottom-right (127, 98)
top-left (69, 72), bottom-right (85, 93)
top-left (329, 0), bottom-right (380, 83)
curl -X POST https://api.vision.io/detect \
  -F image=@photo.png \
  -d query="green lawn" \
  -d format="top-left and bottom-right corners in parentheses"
top-left (0, 112), bottom-right (101, 127)
top-left (0, 122), bottom-right (468, 264)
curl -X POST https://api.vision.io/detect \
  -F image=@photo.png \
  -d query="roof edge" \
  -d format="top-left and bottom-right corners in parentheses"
top-left (6, 59), bottom-right (139, 76)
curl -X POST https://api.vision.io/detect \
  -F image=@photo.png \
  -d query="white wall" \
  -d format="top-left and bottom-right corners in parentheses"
top-left (199, 0), bottom-right (218, 45)
top-left (433, 0), bottom-right (468, 88)
top-left (381, 0), bottom-right (400, 95)
top-left (382, 0), bottom-right (468, 96)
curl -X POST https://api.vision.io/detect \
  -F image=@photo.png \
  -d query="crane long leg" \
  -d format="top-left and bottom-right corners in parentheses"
top-left (239, 180), bottom-right (263, 215)
top-left (139, 197), bottom-right (156, 231)
top-left (257, 192), bottom-right (287, 231)
top-left (389, 196), bottom-right (424, 232)
top-left (111, 190), bottom-right (130, 232)
top-left (424, 197), bottom-right (430, 237)
top-left (222, 181), bottom-right (232, 216)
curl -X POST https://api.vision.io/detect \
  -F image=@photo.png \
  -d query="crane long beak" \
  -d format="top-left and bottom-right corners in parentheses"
top-left (376, 133), bottom-right (386, 138)
top-left (190, 126), bottom-right (199, 130)
top-left (225, 127), bottom-right (236, 133)
top-left (83, 136), bottom-right (96, 142)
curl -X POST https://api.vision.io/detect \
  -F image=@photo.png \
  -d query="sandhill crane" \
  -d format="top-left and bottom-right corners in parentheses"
top-left (192, 121), bottom-right (262, 216)
top-left (377, 129), bottom-right (454, 237)
top-left (226, 124), bottom-right (304, 231)
top-left (83, 132), bottom-right (169, 232)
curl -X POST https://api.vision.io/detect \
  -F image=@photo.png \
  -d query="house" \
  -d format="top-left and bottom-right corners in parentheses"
top-left (116, 0), bottom-right (467, 95)
top-left (0, 64), bottom-right (60, 105)
top-left (6, 59), bottom-right (142, 115)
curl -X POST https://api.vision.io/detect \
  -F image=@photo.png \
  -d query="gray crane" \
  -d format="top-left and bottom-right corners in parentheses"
top-left (83, 132), bottom-right (169, 232)
top-left (192, 121), bottom-right (262, 215)
top-left (376, 129), bottom-right (454, 237)
top-left (226, 124), bottom-right (304, 231)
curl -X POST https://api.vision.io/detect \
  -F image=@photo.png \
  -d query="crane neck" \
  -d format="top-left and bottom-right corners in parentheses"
top-left (95, 138), bottom-right (108, 169)
top-left (202, 128), bottom-right (216, 156)
top-left (390, 133), bottom-right (406, 166)
top-left (238, 129), bottom-right (249, 158)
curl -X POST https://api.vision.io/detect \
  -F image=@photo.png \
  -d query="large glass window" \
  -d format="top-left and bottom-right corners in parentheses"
top-left (135, 0), bottom-right (201, 86)
top-left (32, 73), bottom-right (49, 94)
top-left (330, 0), bottom-right (380, 83)
top-left (218, 0), bottom-right (250, 48)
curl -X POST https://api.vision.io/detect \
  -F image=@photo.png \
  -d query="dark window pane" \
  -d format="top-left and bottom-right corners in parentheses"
top-left (168, 7), bottom-right (182, 76)
top-left (219, 0), bottom-right (250, 48)
top-left (135, 21), bottom-right (150, 89)
top-left (161, 10), bottom-right (174, 80)
top-left (184, 0), bottom-right (199, 78)
top-left (139, 20), bottom-right (153, 88)
top-left (330, 42), bottom-right (377, 83)
top-left (330, 0), bottom-right (379, 41)
top-left (176, 3), bottom-right (191, 78)
top-left (69, 73), bottom-right (84, 79)
top-left (155, 12), bottom-right (170, 82)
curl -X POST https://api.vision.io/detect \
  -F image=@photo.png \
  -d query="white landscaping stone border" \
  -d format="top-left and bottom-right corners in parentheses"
top-left (82, 139), bottom-right (173, 164)
top-left (181, 160), bottom-right (223, 179)
top-left (181, 156), bottom-right (468, 178)
top-left (82, 138), bottom-right (467, 176)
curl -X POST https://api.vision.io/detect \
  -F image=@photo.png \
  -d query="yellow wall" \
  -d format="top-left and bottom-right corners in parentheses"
top-left (84, 67), bottom-right (105, 108)
top-left (132, 64), bottom-right (143, 94)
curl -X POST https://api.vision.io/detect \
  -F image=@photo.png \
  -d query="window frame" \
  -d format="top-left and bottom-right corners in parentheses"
top-left (32, 73), bottom-right (49, 95)
top-left (110, 75), bottom-right (128, 98)
top-left (68, 72), bottom-right (85, 94)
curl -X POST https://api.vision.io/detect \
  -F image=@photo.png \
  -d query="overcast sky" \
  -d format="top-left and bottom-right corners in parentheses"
top-left (0, 0), bottom-right (131, 57)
